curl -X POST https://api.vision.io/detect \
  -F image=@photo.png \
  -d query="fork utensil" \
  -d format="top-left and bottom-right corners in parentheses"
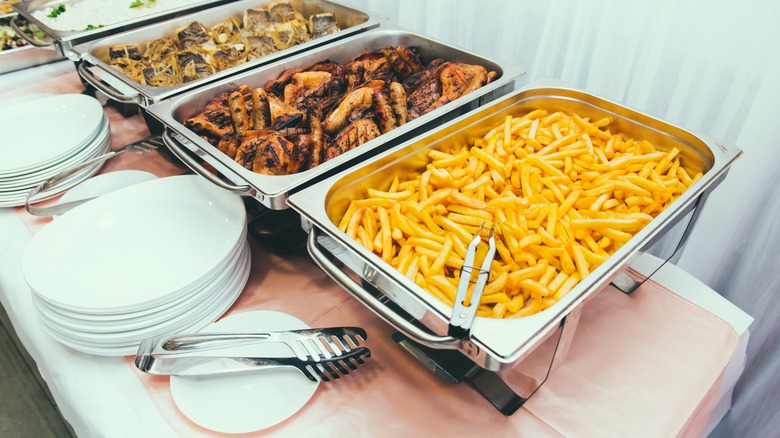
top-left (135, 339), bottom-right (371, 382)
top-left (25, 136), bottom-right (163, 216)
top-left (160, 327), bottom-right (367, 361)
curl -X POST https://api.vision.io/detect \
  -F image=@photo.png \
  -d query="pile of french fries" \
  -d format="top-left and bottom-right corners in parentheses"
top-left (338, 109), bottom-right (701, 319)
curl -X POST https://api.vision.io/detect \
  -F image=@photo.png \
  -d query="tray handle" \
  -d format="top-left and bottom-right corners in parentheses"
top-left (307, 227), bottom-right (461, 350)
top-left (10, 15), bottom-right (54, 48)
top-left (161, 129), bottom-right (257, 198)
top-left (77, 62), bottom-right (139, 104)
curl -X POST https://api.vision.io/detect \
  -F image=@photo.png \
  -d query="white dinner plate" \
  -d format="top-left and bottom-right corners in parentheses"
top-left (0, 94), bottom-right (104, 174)
top-left (0, 113), bottom-right (110, 187)
top-left (56, 170), bottom-right (158, 209)
top-left (22, 175), bottom-right (246, 312)
top-left (170, 311), bottom-right (319, 434)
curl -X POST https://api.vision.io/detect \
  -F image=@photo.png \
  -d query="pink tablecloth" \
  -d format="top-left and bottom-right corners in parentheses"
top-left (9, 65), bottom-right (739, 437)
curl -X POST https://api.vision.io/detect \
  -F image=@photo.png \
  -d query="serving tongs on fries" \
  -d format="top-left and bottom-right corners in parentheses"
top-left (449, 223), bottom-right (497, 338)
top-left (135, 327), bottom-right (371, 382)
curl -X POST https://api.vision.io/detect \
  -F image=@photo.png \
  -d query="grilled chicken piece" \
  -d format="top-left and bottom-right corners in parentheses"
top-left (185, 85), bottom-right (252, 138)
top-left (402, 58), bottom-right (444, 93)
top-left (185, 91), bottom-right (233, 138)
top-left (226, 128), bottom-right (310, 175)
top-left (308, 115), bottom-right (325, 168)
top-left (264, 64), bottom-right (310, 95)
top-left (396, 46), bottom-right (424, 75)
top-left (349, 51), bottom-right (392, 83)
top-left (266, 93), bottom-right (304, 126)
top-left (380, 45), bottom-right (423, 80)
top-left (439, 62), bottom-right (489, 104)
top-left (407, 67), bottom-right (443, 121)
top-left (365, 80), bottom-right (397, 134)
top-left (389, 82), bottom-right (407, 125)
top-left (177, 22), bottom-right (213, 49)
top-left (309, 13), bottom-right (339, 38)
top-left (333, 119), bottom-right (381, 153)
top-left (235, 130), bottom-right (295, 175)
top-left (322, 87), bottom-right (375, 134)
top-left (283, 70), bottom-right (339, 116)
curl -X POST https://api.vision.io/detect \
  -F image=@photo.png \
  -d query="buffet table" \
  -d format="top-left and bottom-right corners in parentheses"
top-left (0, 61), bottom-right (752, 437)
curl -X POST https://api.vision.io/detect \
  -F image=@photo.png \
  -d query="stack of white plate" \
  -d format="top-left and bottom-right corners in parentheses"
top-left (0, 94), bottom-right (110, 208)
top-left (22, 175), bottom-right (250, 356)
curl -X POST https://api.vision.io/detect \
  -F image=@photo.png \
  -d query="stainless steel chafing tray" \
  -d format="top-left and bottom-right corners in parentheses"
top-left (147, 27), bottom-right (524, 210)
top-left (11, 0), bottom-right (234, 59)
top-left (0, 12), bottom-right (63, 74)
top-left (285, 83), bottom-right (742, 372)
top-left (71, 0), bottom-right (386, 107)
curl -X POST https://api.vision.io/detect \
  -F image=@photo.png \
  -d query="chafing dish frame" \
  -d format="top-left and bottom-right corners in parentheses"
top-left (70, 0), bottom-right (387, 107)
top-left (147, 27), bottom-right (525, 210)
top-left (11, 0), bottom-right (235, 59)
top-left (0, 12), bottom-right (63, 74)
top-left (286, 83), bottom-right (743, 372)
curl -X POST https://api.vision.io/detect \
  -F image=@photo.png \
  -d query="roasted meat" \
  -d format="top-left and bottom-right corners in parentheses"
top-left (184, 44), bottom-right (497, 175)
top-left (177, 50), bottom-right (216, 83)
top-left (108, 44), bottom-right (141, 62)
top-left (177, 22), bottom-right (213, 49)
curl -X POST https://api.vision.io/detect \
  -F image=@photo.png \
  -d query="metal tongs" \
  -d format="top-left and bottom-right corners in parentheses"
top-left (449, 223), bottom-right (497, 338)
top-left (25, 137), bottom-right (163, 217)
top-left (135, 327), bottom-right (370, 382)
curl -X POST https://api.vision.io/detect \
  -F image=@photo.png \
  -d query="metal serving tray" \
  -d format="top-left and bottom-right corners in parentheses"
top-left (72, 0), bottom-right (386, 107)
top-left (285, 83), bottom-right (742, 372)
top-left (147, 27), bottom-right (524, 209)
top-left (11, 0), bottom-right (234, 59)
top-left (0, 13), bottom-right (63, 74)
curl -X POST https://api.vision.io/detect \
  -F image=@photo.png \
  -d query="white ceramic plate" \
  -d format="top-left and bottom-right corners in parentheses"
top-left (56, 170), bottom-right (158, 208)
top-left (0, 94), bottom-right (104, 174)
top-left (0, 114), bottom-right (110, 187)
top-left (22, 175), bottom-right (246, 312)
top-left (170, 311), bottom-right (320, 434)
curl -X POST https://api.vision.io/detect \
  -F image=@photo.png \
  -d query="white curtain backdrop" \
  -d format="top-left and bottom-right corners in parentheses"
top-left (337, 0), bottom-right (780, 435)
